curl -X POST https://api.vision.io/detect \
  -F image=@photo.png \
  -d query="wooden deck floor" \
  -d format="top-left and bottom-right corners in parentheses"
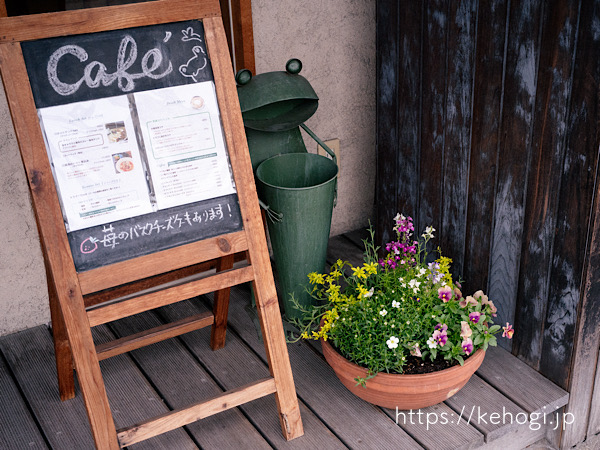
top-left (0, 232), bottom-right (569, 449)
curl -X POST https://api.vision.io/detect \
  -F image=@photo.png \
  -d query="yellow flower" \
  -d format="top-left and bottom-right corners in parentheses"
top-left (356, 284), bottom-right (368, 298)
top-left (364, 261), bottom-right (378, 275)
top-left (352, 266), bottom-right (367, 280)
top-left (308, 272), bottom-right (325, 284)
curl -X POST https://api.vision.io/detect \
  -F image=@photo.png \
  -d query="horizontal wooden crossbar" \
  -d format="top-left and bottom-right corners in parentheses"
top-left (87, 265), bottom-right (254, 327)
top-left (95, 311), bottom-right (214, 361)
top-left (117, 377), bottom-right (277, 447)
top-left (78, 231), bottom-right (249, 295)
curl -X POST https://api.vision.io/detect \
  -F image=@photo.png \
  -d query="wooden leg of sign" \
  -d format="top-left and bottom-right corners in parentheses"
top-left (210, 254), bottom-right (234, 350)
top-left (252, 279), bottom-right (304, 440)
top-left (56, 285), bottom-right (119, 448)
top-left (45, 259), bottom-right (76, 401)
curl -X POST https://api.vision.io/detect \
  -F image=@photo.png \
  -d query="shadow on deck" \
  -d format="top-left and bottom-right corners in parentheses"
top-left (0, 231), bottom-right (568, 449)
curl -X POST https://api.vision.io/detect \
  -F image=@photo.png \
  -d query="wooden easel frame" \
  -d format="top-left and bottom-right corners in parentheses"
top-left (0, 1), bottom-right (303, 447)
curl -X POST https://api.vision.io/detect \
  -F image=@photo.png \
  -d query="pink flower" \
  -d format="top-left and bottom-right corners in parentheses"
top-left (461, 338), bottom-right (474, 355)
top-left (438, 285), bottom-right (453, 303)
top-left (460, 321), bottom-right (472, 339)
top-left (482, 297), bottom-right (498, 317)
top-left (473, 290), bottom-right (487, 302)
top-left (454, 287), bottom-right (463, 300)
top-left (469, 311), bottom-right (481, 324)
top-left (432, 329), bottom-right (448, 347)
top-left (459, 295), bottom-right (478, 308)
top-left (502, 323), bottom-right (514, 339)
top-left (435, 323), bottom-right (448, 333)
top-left (410, 343), bottom-right (422, 357)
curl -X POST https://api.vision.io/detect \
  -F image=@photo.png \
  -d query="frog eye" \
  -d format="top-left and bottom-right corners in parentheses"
top-left (285, 58), bottom-right (302, 74)
top-left (235, 69), bottom-right (253, 85)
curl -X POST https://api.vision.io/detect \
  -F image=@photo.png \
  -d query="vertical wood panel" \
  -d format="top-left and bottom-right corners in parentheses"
top-left (375, 0), bottom-right (401, 245)
top-left (539, 0), bottom-right (600, 389)
top-left (461, 0), bottom-right (507, 297)
top-left (588, 349), bottom-right (600, 437)
top-left (514, 0), bottom-right (580, 364)
top-left (394, 1), bottom-right (422, 228)
top-left (419, 0), bottom-right (448, 241)
top-left (439, 0), bottom-right (476, 278)
top-left (487, 0), bottom-right (542, 337)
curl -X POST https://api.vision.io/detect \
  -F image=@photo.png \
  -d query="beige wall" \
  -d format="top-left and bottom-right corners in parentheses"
top-left (252, 0), bottom-right (376, 236)
top-left (0, 0), bottom-right (376, 335)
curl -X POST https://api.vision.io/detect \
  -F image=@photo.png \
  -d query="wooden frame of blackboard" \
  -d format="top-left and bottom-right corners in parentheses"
top-left (0, 0), bottom-right (303, 448)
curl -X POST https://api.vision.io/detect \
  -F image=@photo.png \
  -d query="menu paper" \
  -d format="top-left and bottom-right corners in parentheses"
top-left (134, 82), bottom-right (235, 209)
top-left (39, 96), bottom-right (153, 231)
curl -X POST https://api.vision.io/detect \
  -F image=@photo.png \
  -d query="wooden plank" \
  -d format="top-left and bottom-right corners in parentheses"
top-left (386, 402), bottom-right (484, 450)
top-left (461, 0), bottom-right (507, 297)
top-left (92, 325), bottom-right (198, 449)
top-left (445, 374), bottom-right (524, 443)
top-left (78, 232), bottom-right (248, 294)
top-left (156, 300), bottom-right (347, 449)
top-left (108, 310), bottom-right (272, 449)
top-left (211, 253), bottom-right (234, 349)
top-left (86, 265), bottom-right (254, 326)
top-left (326, 235), bottom-right (367, 268)
top-left (418, 0), bottom-right (448, 239)
top-left (229, 0), bottom-right (255, 74)
top-left (439, 0), bottom-right (476, 281)
top-left (0, 325), bottom-right (197, 449)
top-left (559, 2), bottom-right (600, 437)
top-left (0, 351), bottom-right (48, 449)
top-left (514, 0), bottom-right (580, 363)
top-left (118, 378), bottom-right (277, 447)
top-left (588, 349), bottom-right (600, 437)
top-left (83, 260), bottom-right (217, 308)
top-left (393, 0), bottom-right (422, 225)
top-left (96, 311), bottom-right (214, 361)
top-left (375, 0), bottom-right (402, 245)
top-left (476, 346), bottom-right (568, 415)
top-left (210, 287), bottom-right (424, 449)
top-left (0, 0), bottom-right (220, 42)
top-left (540, 0), bottom-right (600, 388)
top-left (204, 15), bottom-right (304, 440)
top-left (487, 0), bottom-right (543, 341)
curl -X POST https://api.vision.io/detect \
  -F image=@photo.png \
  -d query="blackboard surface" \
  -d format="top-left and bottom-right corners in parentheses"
top-left (22, 20), bottom-right (214, 109)
top-left (68, 193), bottom-right (242, 272)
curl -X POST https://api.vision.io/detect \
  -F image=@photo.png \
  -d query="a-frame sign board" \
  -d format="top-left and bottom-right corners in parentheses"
top-left (0, 0), bottom-right (303, 447)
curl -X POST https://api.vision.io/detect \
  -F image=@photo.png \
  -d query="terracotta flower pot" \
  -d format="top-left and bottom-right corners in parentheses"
top-left (321, 337), bottom-right (485, 410)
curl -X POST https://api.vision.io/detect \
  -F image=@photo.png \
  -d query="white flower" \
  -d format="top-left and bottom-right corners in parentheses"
top-left (427, 337), bottom-right (437, 349)
top-left (363, 287), bottom-right (374, 298)
top-left (418, 268), bottom-right (427, 277)
top-left (380, 309), bottom-right (388, 317)
top-left (422, 226), bottom-right (435, 239)
top-left (386, 336), bottom-right (399, 349)
top-left (409, 279), bottom-right (421, 289)
top-left (392, 300), bottom-right (401, 308)
top-left (398, 277), bottom-right (404, 282)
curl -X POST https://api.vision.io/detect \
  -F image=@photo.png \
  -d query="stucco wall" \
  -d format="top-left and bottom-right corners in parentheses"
top-left (0, 0), bottom-right (376, 335)
top-left (0, 80), bottom-right (49, 335)
top-left (252, 0), bottom-right (376, 236)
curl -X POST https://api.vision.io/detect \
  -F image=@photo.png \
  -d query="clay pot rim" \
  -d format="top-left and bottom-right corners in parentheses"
top-left (320, 336), bottom-right (486, 381)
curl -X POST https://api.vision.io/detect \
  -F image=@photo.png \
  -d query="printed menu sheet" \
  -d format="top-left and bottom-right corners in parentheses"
top-left (134, 82), bottom-right (235, 209)
top-left (39, 96), bottom-right (153, 231)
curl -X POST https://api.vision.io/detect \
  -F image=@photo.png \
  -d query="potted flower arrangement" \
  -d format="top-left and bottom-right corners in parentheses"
top-left (289, 214), bottom-right (514, 410)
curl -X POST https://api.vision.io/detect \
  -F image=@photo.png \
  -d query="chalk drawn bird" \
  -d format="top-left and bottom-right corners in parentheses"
top-left (179, 46), bottom-right (208, 82)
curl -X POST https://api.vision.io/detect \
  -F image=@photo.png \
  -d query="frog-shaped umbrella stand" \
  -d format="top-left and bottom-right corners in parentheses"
top-left (236, 59), bottom-right (338, 320)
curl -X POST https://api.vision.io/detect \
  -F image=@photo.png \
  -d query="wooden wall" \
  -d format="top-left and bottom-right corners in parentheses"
top-left (376, 0), bottom-right (600, 446)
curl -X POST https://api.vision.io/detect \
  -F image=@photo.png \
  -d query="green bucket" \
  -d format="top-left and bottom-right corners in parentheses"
top-left (256, 153), bottom-right (338, 320)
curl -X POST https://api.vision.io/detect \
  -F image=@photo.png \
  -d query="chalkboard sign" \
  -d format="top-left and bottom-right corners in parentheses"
top-left (21, 20), bottom-right (244, 271)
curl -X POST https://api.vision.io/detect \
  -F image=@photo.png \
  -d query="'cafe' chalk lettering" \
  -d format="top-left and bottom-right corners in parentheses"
top-left (47, 34), bottom-right (173, 96)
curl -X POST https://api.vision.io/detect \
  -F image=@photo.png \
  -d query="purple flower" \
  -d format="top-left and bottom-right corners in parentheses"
top-left (461, 338), bottom-right (474, 355)
top-left (434, 323), bottom-right (448, 333)
top-left (469, 311), bottom-right (481, 324)
top-left (432, 329), bottom-right (448, 347)
top-left (438, 286), bottom-right (453, 303)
